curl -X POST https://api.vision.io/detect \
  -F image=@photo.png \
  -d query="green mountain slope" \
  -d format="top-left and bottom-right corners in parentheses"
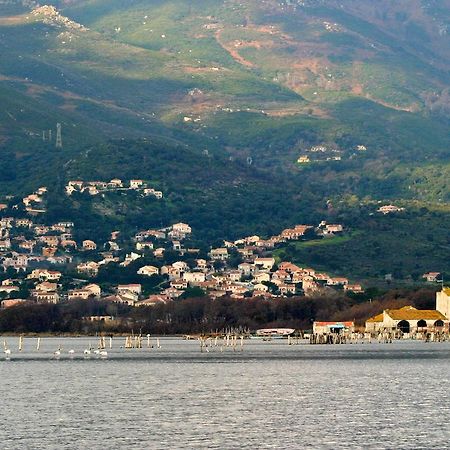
top-left (0, 1), bottom-right (448, 163)
top-left (0, 0), bottom-right (449, 281)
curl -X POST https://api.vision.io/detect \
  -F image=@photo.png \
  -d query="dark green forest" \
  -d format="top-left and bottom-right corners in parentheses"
top-left (0, 288), bottom-right (437, 334)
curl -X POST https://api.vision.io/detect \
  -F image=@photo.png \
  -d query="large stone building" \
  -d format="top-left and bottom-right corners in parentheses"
top-left (365, 288), bottom-right (450, 333)
top-left (436, 287), bottom-right (450, 321)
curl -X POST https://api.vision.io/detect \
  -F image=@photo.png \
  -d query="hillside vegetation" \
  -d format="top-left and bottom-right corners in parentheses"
top-left (0, 0), bottom-right (449, 281)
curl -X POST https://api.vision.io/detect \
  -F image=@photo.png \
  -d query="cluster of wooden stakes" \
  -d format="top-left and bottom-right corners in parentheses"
top-left (197, 334), bottom-right (245, 352)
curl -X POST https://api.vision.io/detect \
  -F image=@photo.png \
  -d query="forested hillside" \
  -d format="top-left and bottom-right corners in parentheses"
top-left (0, 0), bottom-right (449, 281)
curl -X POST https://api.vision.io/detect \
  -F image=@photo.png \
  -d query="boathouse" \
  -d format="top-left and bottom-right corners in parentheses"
top-left (365, 306), bottom-right (448, 334)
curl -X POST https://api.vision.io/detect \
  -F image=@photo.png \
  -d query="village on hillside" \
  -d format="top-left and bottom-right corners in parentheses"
top-left (0, 184), bottom-right (440, 311)
top-left (64, 179), bottom-right (163, 199)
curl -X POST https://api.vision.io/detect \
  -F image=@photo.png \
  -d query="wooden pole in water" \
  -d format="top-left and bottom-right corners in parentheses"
top-left (240, 335), bottom-right (244, 351)
top-left (147, 334), bottom-right (151, 348)
top-left (19, 335), bottom-right (23, 352)
top-left (109, 337), bottom-right (113, 349)
top-left (36, 337), bottom-right (41, 351)
top-left (156, 338), bottom-right (161, 349)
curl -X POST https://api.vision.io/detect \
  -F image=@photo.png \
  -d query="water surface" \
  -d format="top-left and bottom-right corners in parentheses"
top-left (1, 338), bottom-right (449, 449)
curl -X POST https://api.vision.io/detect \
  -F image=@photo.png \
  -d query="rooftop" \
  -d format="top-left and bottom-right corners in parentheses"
top-left (366, 313), bottom-right (383, 323)
top-left (386, 306), bottom-right (446, 321)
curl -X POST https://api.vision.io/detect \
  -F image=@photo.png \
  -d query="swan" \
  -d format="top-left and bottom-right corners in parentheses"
top-left (99, 350), bottom-right (108, 357)
top-left (68, 349), bottom-right (75, 356)
top-left (4, 348), bottom-right (11, 356)
top-left (83, 349), bottom-right (91, 355)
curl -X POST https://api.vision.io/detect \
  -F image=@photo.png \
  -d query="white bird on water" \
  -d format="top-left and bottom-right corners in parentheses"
top-left (4, 348), bottom-right (11, 357)
top-left (99, 350), bottom-right (108, 357)
top-left (68, 349), bottom-right (75, 356)
top-left (84, 349), bottom-right (91, 356)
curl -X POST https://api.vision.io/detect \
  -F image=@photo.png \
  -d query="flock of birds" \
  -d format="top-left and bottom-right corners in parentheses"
top-left (52, 347), bottom-right (108, 358)
top-left (3, 336), bottom-right (162, 360)
top-left (3, 340), bottom-right (108, 359)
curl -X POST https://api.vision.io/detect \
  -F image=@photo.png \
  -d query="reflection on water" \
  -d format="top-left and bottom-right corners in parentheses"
top-left (1, 338), bottom-right (450, 449)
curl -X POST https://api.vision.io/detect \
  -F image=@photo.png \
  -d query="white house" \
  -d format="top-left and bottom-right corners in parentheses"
top-left (85, 283), bottom-right (101, 297)
top-left (130, 179), bottom-right (145, 189)
top-left (210, 248), bottom-right (229, 261)
top-left (172, 222), bottom-right (192, 235)
top-left (172, 261), bottom-right (189, 271)
top-left (238, 263), bottom-right (256, 276)
top-left (254, 257), bottom-right (275, 270)
top-left (183, 272), bottom-right (206, 284)
top-left (136, 241), bottom-right (154, 251)
top-left (137, 265), bottom-right (160, 277)
top-left (253, 272), bottom-right (271, 284)
top-left (82, 240), bottom-right (97, 251)
top-left (118, 284), bottom-right (142, 295)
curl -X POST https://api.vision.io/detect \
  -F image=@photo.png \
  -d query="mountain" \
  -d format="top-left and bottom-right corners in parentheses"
top-left (0, 0), bottom-right (449, 280)
top-left (0, 1), bottom-right (449, 143)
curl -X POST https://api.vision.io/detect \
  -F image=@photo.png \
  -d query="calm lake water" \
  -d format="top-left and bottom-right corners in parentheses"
top-left (1, 337), bottom-right (450, 449)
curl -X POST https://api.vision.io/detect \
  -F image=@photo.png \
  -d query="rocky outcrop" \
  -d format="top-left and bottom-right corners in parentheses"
top-left (31, 4), bottom-right (88, 31)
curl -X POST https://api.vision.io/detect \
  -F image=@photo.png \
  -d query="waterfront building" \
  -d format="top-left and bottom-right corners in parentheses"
top-left (365, 305), bottom-right (448, 333)
top-left (313, 321), bottom-right (354, 335)
top-left (436, 287), bottom-right (450, 320)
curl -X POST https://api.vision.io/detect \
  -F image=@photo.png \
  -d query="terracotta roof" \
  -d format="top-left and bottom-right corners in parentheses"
top-left (386, 306), bottom-right (447, 321)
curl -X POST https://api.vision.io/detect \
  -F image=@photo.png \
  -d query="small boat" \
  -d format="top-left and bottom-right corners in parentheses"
top-left (251, 328), bottom-right (296, 340)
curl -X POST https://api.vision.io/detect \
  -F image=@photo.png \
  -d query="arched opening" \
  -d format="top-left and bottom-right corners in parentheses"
top-left (397, 320), bottom-right (410, 333)
top-left (417, 319), bottom-right (427, 329)
top-left (434, 320), bottom-right (444, 329)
